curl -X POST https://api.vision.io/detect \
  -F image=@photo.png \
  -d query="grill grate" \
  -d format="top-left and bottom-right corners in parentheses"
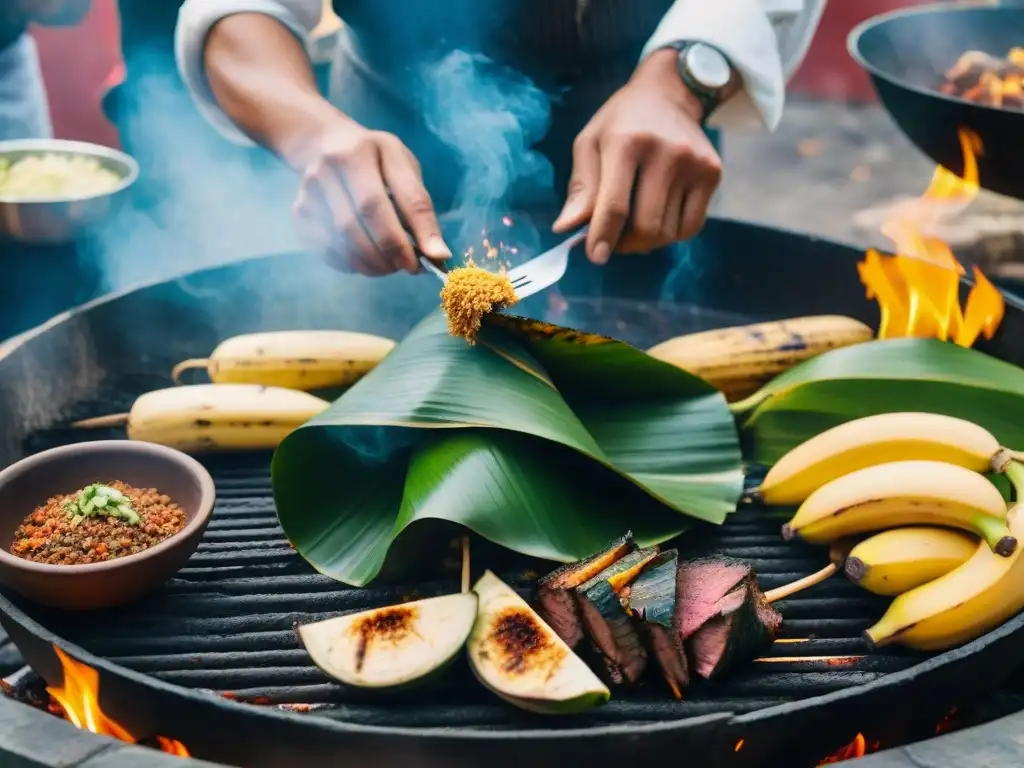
top-left (10, 445), bottom-right (926, 730)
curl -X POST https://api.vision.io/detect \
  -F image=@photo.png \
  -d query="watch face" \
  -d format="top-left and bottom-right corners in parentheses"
top-left (685, 43), bottom-right (731, 90)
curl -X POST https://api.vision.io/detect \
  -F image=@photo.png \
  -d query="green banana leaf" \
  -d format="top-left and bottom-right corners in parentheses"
top-left (733, 337), bottom-right (1024, 465)
top-left (272, 310), bottom-right (743, 587)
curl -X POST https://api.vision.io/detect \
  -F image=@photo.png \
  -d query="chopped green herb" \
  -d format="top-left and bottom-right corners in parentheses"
top-left (63, 483), bottom-right (140, 526)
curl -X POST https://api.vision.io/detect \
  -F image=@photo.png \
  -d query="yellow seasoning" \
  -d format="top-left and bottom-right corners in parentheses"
top-left (440, 264), bottom-right (518, 343)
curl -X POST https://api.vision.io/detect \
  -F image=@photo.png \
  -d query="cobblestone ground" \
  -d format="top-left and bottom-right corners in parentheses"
top-left (717, 98), bottom-right (1024, 278)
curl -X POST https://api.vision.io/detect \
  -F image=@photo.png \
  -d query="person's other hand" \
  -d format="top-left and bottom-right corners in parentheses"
top-left (293, 116), bottom-right (451, 275)
top-left (553, 48), bottom-right (723, 264)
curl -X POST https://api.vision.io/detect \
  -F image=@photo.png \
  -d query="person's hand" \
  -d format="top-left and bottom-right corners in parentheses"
top-left (553, 48), bottom-right (723, 264)
top-left (293, 116), bottom-right (451, 276)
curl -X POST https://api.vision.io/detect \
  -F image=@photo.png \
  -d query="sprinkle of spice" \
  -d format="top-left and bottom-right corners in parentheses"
top-left (440, 262), bottom-right (519, 344)
top-left (10, 481), bottom-right (186, 565)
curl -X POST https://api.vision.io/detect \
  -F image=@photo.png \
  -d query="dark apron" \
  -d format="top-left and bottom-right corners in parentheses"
top-left (98, 1), bottom-right (719, 305)
top-left (323, 0), bottom-right (718, 299)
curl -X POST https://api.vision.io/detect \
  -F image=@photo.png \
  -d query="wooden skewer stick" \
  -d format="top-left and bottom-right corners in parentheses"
top-left (763, 562), bottom-right (837, 604)
top-left (754, 654), bottom-right (865, 664)
top-left (460, 535), bottom-right (471, 594)
top-left (71, 414), bottom-right (129, 429)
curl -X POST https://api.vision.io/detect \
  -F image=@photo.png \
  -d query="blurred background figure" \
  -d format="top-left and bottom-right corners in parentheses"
top-left (0, 0), bottom-right (92, 140)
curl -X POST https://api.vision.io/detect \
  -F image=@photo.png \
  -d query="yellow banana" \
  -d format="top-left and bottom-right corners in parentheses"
top-left (865, 505), bottom-right (1024, 651)
top-left (171, 330), bottom-right (396, 390)
top-left (646, 316), bottom-right (872, 401)
top-left (759, 413), bottom-right (1011, 506)
top-left (844, 527), bottom-right (978, 596)
top-left (126, 384), bottom-right (329, 452)
top-left (783, 460), bottom-right (1016, 556)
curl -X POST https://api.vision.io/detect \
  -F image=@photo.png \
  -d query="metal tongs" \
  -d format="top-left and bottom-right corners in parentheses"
top-left (419, 226), bottom-right (588, 300)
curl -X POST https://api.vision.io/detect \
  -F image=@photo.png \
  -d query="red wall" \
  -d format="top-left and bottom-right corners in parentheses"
top-left (789, 0), bottom-right (935, 102)
top-left (31, 0), bottom-right (122, 147)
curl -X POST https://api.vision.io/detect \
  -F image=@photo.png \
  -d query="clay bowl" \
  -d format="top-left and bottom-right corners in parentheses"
top-left (0, 441), bottom-right (215, 610)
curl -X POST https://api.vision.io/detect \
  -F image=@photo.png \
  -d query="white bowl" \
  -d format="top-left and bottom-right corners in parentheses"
top-left (0, 138), bottom-right (140, 246)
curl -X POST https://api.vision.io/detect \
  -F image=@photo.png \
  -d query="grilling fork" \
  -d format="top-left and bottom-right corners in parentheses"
top-left (418, 226), bottom-right (588, 301)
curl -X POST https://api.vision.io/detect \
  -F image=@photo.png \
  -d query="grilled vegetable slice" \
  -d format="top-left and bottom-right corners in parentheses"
top-left (469, 571), bottom-right (610, 714)
top-left (623, 549), bottom-right (688, 699)
top-left (535, 532), bottom-right (635, 648)
top-left (297, 593), bottom-right (477, 689)
top-left (687, 572), bottom-right (783, 680)
top-left (574, 546), bottom-right (660, 684)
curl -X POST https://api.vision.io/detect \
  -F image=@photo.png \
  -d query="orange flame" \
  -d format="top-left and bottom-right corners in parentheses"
top-left (46, 645), bottom-right (190, 758)
top-left (818, 733), bottom-right (867, 764)
top-left (858, 128), bottom-right (1005, 346)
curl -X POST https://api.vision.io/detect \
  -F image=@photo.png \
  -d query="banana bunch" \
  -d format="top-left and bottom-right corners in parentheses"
top-left (782, 459), bottom-right (1016, 555)
top-left (763, 411), bottom-right (1024, 651)
top-left (843, 527), bottom-right (977, 596)
top-left (758, 412), bottom-right (1012, 506)
top-left (646, 315), bottom-right (872, 402)
top-left (171, 330), bottom-right (396, 390)
top-left (74, 384), bottom-right (329, 452)
top-left (866, 505), bottom-right (1024, 651)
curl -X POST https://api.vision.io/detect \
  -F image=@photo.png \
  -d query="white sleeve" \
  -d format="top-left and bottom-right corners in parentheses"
top-left (175, 0), bottom-right (324, 145)
top-left (640, 0), bottom-right (828, 131)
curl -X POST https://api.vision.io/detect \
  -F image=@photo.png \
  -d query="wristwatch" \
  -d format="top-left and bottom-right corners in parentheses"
top-left (661, 41), bottom-right (733, 121)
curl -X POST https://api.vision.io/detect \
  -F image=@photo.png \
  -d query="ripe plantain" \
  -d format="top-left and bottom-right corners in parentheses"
top-left (646, 315), bottom-right (873, 401)
top-left (865, 505), bottom-right (1024, 651)
top-left (782, 460), bottom-right (1016, 556)
top-left (74, 384), bottom-right (329, 452)
top-left (171, 330), bottom-right (396, 390)
top-left (759, 413), bottom-right (1012, 506)
top-left (844, 527), bottom-right (978, 596)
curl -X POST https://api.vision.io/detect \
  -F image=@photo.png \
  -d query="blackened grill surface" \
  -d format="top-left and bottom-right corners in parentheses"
top-left (8, 433), bottom-right (913, 730)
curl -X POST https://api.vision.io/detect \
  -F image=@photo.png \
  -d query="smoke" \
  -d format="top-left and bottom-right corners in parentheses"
top-left (418, 50), bottom-right (555, 257)
top-left (82, 50), bottom-right (300, 294)
top-left (76, 50), bottom-right (436, 338)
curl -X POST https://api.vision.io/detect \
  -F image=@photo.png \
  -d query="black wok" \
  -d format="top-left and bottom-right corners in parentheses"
top-left (849, 2), bottom-right (1024, 201)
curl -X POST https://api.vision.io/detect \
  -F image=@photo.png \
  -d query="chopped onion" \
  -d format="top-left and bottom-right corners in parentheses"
top-left (0, 153), bottom-right (124, 200)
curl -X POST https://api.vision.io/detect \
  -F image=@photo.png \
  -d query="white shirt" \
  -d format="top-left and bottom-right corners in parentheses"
top-left (176, 0), bottom-right (826, 145)
top-left (0, 33), bottom-right (53, 141)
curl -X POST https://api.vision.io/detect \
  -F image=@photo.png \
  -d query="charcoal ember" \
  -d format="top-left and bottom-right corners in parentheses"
top-left (941, 49), bottom-right (1024, 112)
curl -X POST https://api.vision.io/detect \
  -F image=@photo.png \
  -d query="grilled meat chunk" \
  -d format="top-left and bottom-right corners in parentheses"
top-left (675, 556), bottom-right (753, 641)
top-left (534, 533), bottom-right (634, 648)
top-left (687, 572), bottom-right (783, 680)
top-left (575, 546), bottom-right (660, 684)
top-left (623, 550), bottom-right (689, 699)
